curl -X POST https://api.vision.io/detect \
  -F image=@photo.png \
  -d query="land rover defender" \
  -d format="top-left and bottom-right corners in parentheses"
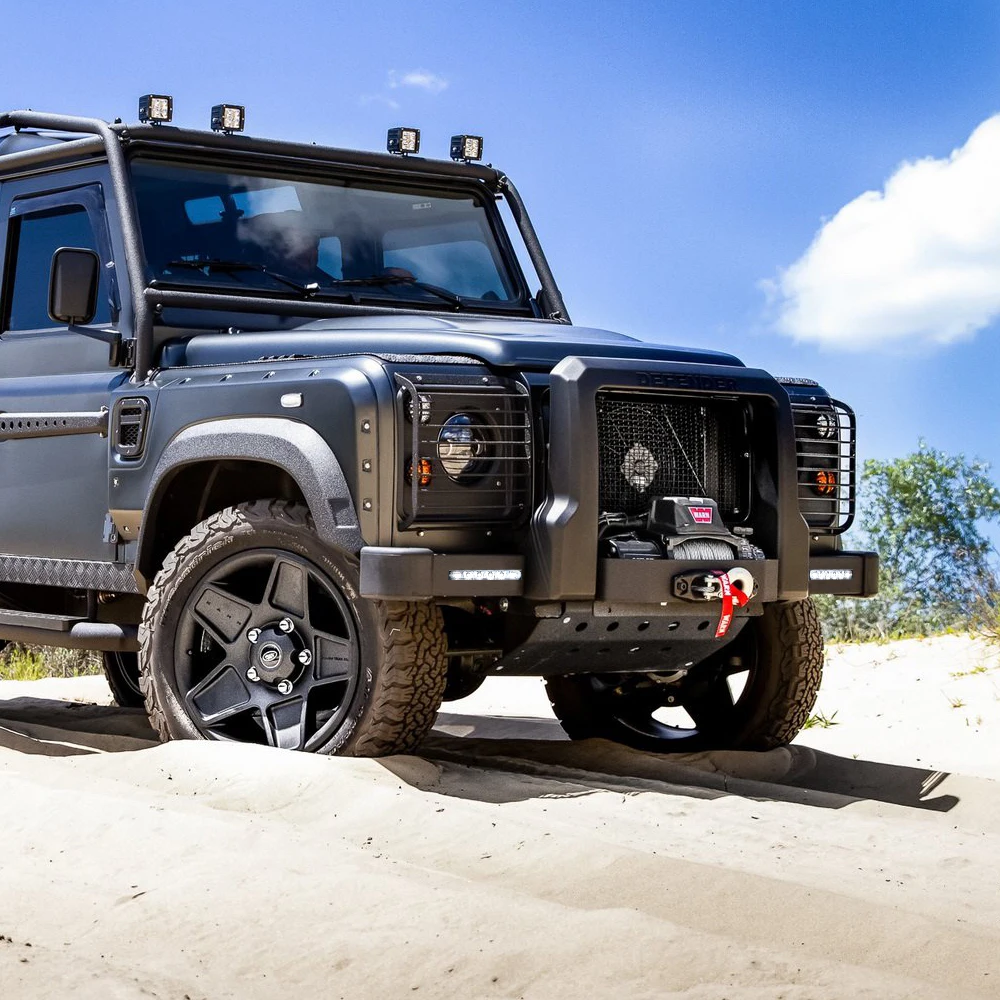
top-left (0, 101), bottom-right (876, 755)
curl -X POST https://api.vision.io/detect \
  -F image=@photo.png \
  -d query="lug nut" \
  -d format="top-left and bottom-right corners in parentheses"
top-left (246, 667), bottom-right (260, 682)
top-left (247, 628), bottom-right (261, 643)
top-left (297, 649), bottom-right (312, 667)
top-left (277, 679), bottom-right (293, 695)
top-left (278, 618), bottom-right (294, 633)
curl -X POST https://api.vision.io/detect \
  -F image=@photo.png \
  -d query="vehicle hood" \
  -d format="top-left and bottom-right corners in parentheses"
top-left (169, 314), bottom-right (745, 371)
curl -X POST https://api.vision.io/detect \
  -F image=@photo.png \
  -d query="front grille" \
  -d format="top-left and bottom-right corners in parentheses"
top-left (596, 392), bottom-right (749, 520)
top-left (791, 399), bottom-right (856, 534)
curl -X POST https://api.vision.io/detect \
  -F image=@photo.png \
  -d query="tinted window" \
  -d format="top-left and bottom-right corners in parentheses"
top-left (384, 224), bottom-right (509, 298)
top-left (5, 206), bottom-right (110, 331)
top-left (131, 161), bottom-right (523, 308)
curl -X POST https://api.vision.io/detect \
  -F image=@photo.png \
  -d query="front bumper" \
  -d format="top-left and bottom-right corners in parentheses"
top-left (360, 547), bottom-right (525, 599)
top-left (808, 551), bottom-right (879, 596)
top-left (359, 547), bottom-right (878, 601)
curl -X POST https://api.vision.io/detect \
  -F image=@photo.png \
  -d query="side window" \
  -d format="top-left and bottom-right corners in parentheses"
top-left (4, 206), bottom-right (110, 331)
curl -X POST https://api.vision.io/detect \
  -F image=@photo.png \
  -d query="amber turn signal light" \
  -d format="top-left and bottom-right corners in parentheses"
top-left (814, 470), bottom-right (837, 495)
top-left (407, 458), bottom-right (433, 487)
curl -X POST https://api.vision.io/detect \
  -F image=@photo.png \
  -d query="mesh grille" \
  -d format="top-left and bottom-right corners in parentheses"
top-left (119, 422), bottom-right (140, 447)
top-left (596, 393), bottom-right (749, 519)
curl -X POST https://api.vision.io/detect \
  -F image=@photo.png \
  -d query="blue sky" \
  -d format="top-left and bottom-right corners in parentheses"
top-left (5, 0), bottom-right (1000, 472)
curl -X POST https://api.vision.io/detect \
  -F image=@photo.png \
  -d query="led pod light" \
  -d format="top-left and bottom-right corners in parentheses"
top-left (387, 126), bottom-right (420, 155)
top-left (211, 104), bottom-right (245, 133)
top-left (450, 134), bottom-right (483, 162)
top-left (138, 94), bottom-right (173, 124)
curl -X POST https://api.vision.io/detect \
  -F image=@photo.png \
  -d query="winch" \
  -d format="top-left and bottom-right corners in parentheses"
top-left (602, 496), bottom-right (764, 563)
top-left (603, 496), bottom-right (764, 637)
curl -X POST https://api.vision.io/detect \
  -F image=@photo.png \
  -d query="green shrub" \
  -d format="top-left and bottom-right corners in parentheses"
top-left (818, 443), bottom-right (1000, 642)
top-left (0, 643), bottom-right (101, 681)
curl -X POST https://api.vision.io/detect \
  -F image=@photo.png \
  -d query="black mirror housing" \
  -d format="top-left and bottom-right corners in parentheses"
top-left (48, 247), bottom-right (99, 325)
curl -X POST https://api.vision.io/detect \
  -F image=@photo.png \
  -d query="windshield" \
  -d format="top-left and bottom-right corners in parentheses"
top-left (131, 160), bottom-right (524, 309)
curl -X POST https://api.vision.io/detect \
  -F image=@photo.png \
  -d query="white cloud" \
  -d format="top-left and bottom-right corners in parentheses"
top-left (360, 93), bottom-right (401, 111)
top-left (770, 115), bottom-right (1000, 350)
top-left (388, 69), bottom-right (449, 95)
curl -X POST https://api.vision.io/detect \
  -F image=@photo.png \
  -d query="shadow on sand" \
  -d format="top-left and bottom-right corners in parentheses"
top-left (0, 695), bottom-right (960, 814)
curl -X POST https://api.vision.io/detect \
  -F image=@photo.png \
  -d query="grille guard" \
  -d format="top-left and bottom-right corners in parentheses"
top-left (527, 356), bottom-right (810, 602)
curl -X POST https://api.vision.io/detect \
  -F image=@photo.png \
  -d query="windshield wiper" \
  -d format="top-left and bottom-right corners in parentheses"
top-left (163, 260), bottom-right (465, 309)
top-left (325, 274), bottom-right (464, 309)
top-left (163, 259), bottom-right (322, 298)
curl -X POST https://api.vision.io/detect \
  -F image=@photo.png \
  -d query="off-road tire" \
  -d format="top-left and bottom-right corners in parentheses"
top-left (545, 599), bottom-right (824, 753)
top-left (741, 598), bottom-right (824, 749)
top-left (102, 651), bottom-right (144, 708)
top-left (139, 500), bottom-right (448, 756)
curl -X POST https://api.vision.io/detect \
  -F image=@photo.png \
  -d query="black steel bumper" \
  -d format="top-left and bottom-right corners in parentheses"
top-left (808, 551), bottom-right (879, 596)
top-left (360, 547), bottom-right (878, 602)
top-left (360, 547), bottom-right (525, 599)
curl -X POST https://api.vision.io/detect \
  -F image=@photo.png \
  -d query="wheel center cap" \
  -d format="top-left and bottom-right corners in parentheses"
top-left (251, 630), bottom-right (299, 684)
top-left (259, 643), bottom-right (282, 668)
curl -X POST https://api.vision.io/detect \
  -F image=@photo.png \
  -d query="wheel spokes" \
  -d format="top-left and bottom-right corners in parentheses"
top-left (681, 675), bottom-right (736, 731)
top-left (188, 662), bottom-right (253, 724)
top-left (176, 547), bottom-right (361, 751)
top-left (314, 631), bottom-right (355, 681)
top-left (265, 557), bottom-right (308, 620)
top-left (192, 584), bottom-right (255, 647)
top-left (262, 695), bottom-right (309, 751)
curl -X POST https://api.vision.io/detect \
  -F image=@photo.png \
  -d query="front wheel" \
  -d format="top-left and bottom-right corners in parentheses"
top-left (545, 599), bottom-right (823, 753)
top-left (139, 501), bottom-right (448, 755)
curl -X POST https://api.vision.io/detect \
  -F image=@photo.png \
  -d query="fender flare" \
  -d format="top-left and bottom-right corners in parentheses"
top-left (136, 417), bottom-right (364, 581)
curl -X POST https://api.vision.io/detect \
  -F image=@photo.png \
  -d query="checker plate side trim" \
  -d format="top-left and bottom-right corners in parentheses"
top-left (0, 553), bottom-right (139, 593)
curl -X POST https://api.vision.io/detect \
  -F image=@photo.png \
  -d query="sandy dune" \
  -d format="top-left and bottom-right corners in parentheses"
top-left (1, 634), bottom-right (999, 998)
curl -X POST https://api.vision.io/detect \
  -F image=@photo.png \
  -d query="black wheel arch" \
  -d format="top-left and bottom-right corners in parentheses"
top-left (135, 418), bottom-right (366, 590)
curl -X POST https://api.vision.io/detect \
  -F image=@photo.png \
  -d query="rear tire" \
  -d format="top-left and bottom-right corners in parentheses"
top-left (102, 651), bottom-right (144, 708)
top-left (545, 599), bottom-right (823, 753)
top-left (139, 500), bottom-right (448, 755)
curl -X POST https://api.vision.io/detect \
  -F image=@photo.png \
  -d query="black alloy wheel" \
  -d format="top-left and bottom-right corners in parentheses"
top-left (171, 548), bottom-right (360, 750)
top-left (545, 600), bottom-right (823, 753)
top-left (102, 651), bottom-right (145, 708)
top-left (140, 501), bottom-right (448, 756)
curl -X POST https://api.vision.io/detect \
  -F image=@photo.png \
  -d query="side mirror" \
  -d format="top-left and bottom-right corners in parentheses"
top-left (48, 247), bottom-right (99, 325)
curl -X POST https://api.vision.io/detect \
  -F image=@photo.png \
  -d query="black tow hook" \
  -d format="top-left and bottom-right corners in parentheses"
top-left (672, 568), bottom-right (756, 602)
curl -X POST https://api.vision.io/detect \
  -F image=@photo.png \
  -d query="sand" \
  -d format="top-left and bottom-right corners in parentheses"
top-left (1, 633), bottom-right (999, 998)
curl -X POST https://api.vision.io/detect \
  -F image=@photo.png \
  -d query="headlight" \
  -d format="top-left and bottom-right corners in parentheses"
top-left (437, 413), bottom-right (489, 481)
top-left (815, 411), bottom-right (836, 439)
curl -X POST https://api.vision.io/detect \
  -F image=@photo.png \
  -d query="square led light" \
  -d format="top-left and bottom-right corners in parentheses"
top-left (387, 126), bottom-right (420, 155)
top-left (138, 94), bottom-right (173, 124)
top-left (211, 104), bottom-right (245, 133)
top-left (450, 134), bottom-right (483, 162)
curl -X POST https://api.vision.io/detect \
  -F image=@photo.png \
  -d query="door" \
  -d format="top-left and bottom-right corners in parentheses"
top-left (0, 178), bottom-right (125, 567)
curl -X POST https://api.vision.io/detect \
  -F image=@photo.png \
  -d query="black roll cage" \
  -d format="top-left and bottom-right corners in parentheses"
top-left (0, 111), bottom-right (571, 381)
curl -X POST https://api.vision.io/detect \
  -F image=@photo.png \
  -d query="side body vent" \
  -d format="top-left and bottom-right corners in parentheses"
top-left (112, 397), bottom-right (150, 459)
top-left (791, 398), bottom-right (856, 535)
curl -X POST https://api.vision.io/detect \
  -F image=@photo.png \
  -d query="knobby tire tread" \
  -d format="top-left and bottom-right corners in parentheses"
top-left (139, 500), bottom-right (447, 756)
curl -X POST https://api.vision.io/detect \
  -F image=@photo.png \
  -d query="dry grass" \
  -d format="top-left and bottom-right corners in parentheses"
top-left (0, 644), bottom-right (101, 681)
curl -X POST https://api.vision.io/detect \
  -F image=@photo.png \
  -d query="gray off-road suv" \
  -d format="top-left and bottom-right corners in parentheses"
top-left (0, 100), bottom-right (876, 755)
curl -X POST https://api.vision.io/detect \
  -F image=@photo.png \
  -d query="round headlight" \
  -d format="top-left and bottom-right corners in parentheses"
top-left (437, 413), bottom-right (488, 480)
top-left (815, 411), bottom-right (836, 439)
top-left (406, 391), bottom-right (431, 425)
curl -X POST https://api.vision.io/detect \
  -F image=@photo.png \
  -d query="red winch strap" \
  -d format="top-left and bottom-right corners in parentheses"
top-left (715, 571), bottom-right (750, 638)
